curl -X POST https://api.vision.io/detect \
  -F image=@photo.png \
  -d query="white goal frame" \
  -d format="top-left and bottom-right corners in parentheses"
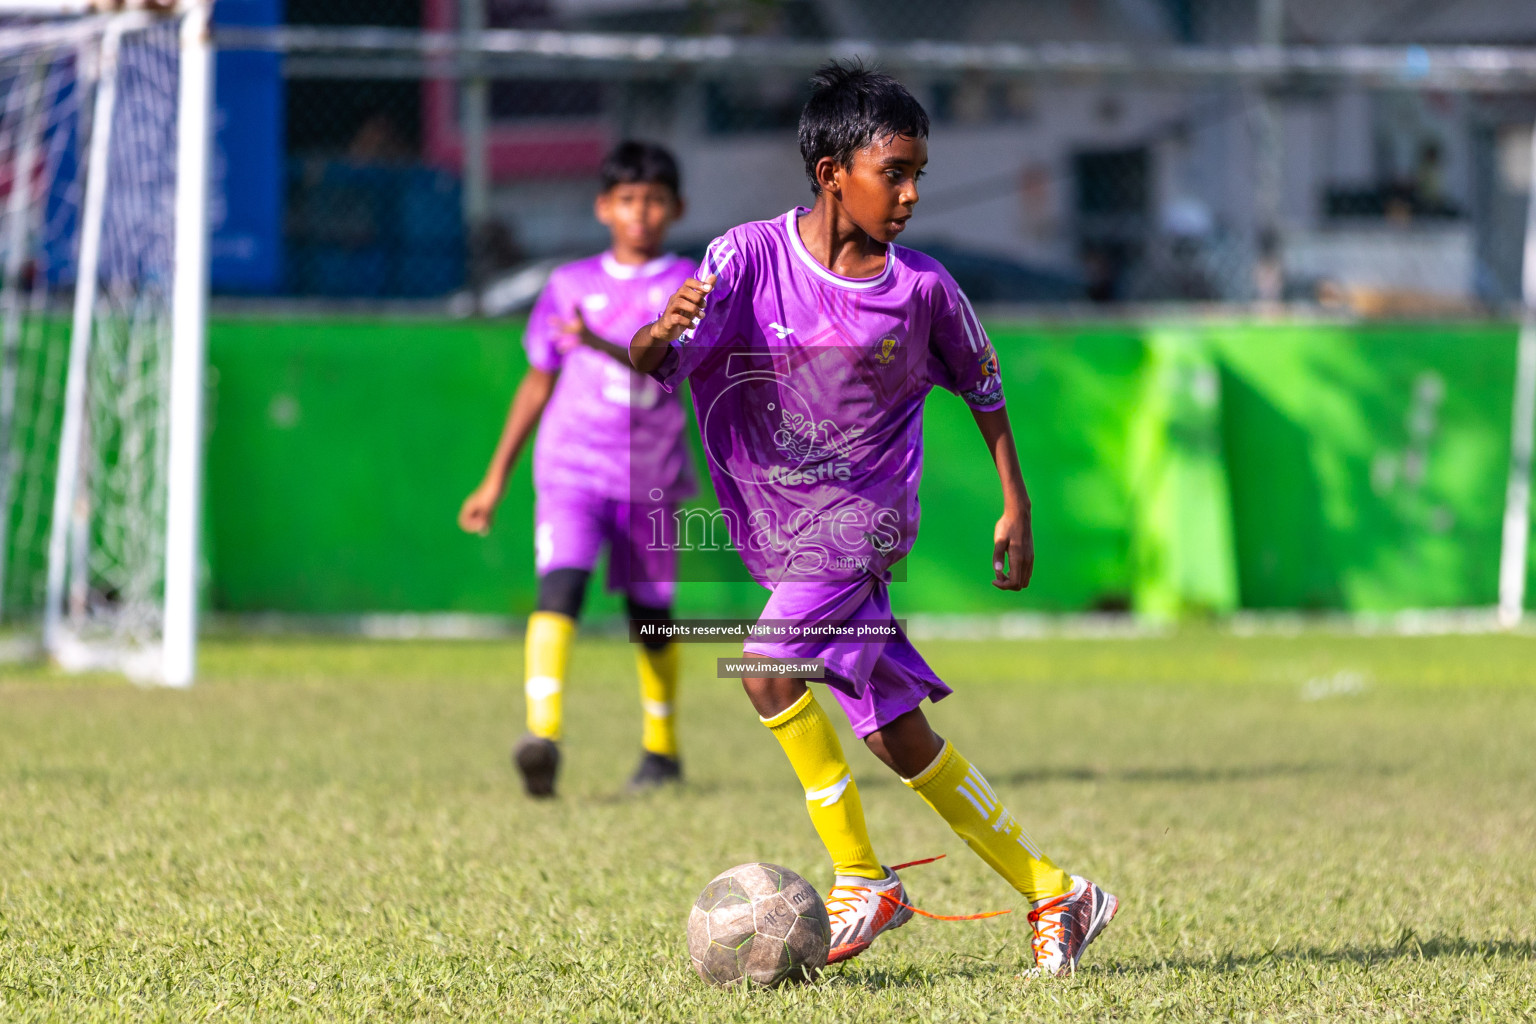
top-left (5, 0), bottom-right (212, 686)
top-left (1497, 123), bottom-right (1536, 629)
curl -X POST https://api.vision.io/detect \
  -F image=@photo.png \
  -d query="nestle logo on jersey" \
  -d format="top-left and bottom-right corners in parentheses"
top-left (767, 461), bottom-right (851, 485)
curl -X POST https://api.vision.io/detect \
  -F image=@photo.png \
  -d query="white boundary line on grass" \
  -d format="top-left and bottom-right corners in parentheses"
top-left (193, 608), bottom-right (1536, 642)
top-left (1228, 607), bottom-right (1536, 637)
top-left (206, 612), bottom-right (519, 640)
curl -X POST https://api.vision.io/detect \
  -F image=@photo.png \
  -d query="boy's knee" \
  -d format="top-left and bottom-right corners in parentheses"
top-left (625, 597), bottom-right (672, 652)
top-left (742, 673), bottom-right (807, 719)
top-left (536, 568), bottom-right (590, 620)
top-left (865, 712), bottom-right (944, 778)
top-left (862, 730), bottom-right (899, 773)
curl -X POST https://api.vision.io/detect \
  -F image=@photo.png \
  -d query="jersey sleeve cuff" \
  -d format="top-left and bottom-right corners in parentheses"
top-left (962, 390), bottom-right (1007, 413)
top-left (648, 345), bottom-right (683, 393)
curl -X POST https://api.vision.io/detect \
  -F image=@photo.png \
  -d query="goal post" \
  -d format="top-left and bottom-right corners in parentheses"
top-left (43, 13), bottom-right (124, 669)
top-left (1497, 120), bottom-right (1536, 630)
top-left (162, 0), bottom-right (211, 687)
top-left (1, 0), bottom-right (212, 685)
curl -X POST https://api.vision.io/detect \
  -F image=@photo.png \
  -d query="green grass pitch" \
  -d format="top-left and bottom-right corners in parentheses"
top-left (2, 632), bottom-right (1534, 1022)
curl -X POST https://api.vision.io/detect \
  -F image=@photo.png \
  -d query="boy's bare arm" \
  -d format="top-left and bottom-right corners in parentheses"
top-left (629, 274), bottom-right (715, 373)
top-left (970, 405), bottom-right (1034, 590)
top-left (458, 367), bottom-right (558, 536)
top-left (560, 307), bottom-right (632, 367)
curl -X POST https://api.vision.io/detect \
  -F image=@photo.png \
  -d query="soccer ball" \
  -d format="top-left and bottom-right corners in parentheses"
top-left (687, 862), bottom-right (831, 987)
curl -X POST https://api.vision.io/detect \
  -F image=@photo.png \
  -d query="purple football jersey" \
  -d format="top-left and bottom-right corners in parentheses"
top-left (650, 208), bottom-right (1004, 583)
top-left (526, 252), bottom-right (697, 503)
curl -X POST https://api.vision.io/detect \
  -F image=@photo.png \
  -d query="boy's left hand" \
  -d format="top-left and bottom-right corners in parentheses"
top-left (554, 307), bottom-right (601, 353)
top-left (558, 306), bottom-right (636, 367)
top-left (992, 508), bottom-right (1034, 590)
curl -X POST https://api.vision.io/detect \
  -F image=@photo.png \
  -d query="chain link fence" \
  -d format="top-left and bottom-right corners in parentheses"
top-left (211, 0), bottom-right (1536, 313)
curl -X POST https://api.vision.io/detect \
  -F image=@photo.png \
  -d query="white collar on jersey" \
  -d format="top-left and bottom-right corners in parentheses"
top-left (601, 251), bottom-right (679, 280)
top-left (782, 208), bottom-right (895, 291)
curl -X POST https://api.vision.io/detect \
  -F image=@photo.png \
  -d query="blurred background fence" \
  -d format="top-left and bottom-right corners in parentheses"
top-left (11, 0), bottom-right (1533, 625)
top-left (212, 0), bottom-right (1536, 314)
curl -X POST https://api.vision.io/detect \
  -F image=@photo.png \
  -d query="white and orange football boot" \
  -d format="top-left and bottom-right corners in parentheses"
top-left (1026, 875), bottom-right (1119, 977)
top-left (824, 868), bottom-right (915, 965)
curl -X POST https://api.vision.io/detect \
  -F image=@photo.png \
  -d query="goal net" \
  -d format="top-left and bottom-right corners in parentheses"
top-left (0, 3), bottom-right (210, 686)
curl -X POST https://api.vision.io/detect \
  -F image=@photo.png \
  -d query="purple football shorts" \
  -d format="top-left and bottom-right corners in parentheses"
top-left (533, 487), bottom-right (677, 607)
top-left (742, 573), bottom-right (951, 738)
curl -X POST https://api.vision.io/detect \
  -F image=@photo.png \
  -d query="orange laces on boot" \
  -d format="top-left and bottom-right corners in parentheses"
top-left (1026, 890), bottom-right (1071, 963)
top-left (874, 855), bottom-right (1013, 922)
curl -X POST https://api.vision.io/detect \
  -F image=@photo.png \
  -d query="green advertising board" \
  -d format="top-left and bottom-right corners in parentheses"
top-left (200, 317), bottom-right (1530, 618)
top-left (1212, 321), bottom-right (1519, 611)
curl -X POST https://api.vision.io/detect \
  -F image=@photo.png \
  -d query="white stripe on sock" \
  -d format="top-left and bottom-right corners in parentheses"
top-left (963, 768), bottom-right (997, 812)
top-left (956, 781), bottom-right (989, 819)
top-left (525, 675), bottom-right (561, 700)
top-left (970, 767), bottom-right (1000, 807)
top-left (1014, 830), bottom-right (1044, 860)
top-left (806, 774), bottom-right (851, 807)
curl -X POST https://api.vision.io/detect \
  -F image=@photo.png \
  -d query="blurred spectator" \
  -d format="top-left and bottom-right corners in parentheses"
top-left (347, 113), bottom-right (413, 164)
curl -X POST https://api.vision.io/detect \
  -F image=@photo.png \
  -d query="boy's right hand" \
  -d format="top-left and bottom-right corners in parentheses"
top-left (458, 479), bottom-right (503, 536)
top-left (649, 274), bottom-right (716, 346)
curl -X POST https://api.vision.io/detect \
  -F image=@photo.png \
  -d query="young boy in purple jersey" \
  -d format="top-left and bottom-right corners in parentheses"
top-left (630, 66), bottom-right (1117, 975)
top-left (460, 141), bottom-right (696, 799)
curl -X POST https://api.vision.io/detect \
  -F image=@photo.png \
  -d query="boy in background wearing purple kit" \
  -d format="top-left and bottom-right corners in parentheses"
top-left (460, 141), bottom-right (696, 799)
top-left (630, 65), bottom-right (1118, 976)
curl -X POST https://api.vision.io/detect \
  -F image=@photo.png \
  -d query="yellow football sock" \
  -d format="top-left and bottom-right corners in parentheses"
top-left (904, 740), bottom-right (1072, 903)
top-left (524, 611), bottom-right (575, 740)
top-left (762, 690), bottom-right (883, 881)
top-left (636, 643), bottom-right (680, 757)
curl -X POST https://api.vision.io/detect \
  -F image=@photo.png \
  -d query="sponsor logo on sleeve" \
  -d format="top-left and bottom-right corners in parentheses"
top-left (979, 346), bottom-right (999, 377)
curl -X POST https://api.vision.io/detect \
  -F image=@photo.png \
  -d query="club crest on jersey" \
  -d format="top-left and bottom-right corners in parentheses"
top-left (875, 335), bottom-right (899, 365)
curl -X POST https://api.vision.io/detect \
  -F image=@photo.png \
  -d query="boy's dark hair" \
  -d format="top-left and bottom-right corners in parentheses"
top-left (599, 140), bottom-right (681, 197)
top-left (798, 61), bottom-right (929, 195)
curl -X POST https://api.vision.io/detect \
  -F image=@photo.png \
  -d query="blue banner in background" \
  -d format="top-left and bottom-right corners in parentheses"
top-left (211, 0), bottom-right (283, 293)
